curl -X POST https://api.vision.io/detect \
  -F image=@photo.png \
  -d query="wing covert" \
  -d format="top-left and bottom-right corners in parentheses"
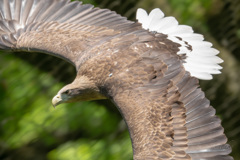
top-left (106, 41), bottom-right (232, 159)
top-left (0, 0), bottom-right (136, 67)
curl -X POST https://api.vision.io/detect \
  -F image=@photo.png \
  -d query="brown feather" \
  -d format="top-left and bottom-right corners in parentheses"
top-left (0, 0), bottom-right (232, 160)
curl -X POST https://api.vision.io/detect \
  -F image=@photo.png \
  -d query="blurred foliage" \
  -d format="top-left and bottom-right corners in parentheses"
top-left (0, 54), bottom-right (132, 160)
top-left (0, 0), bottom-right (239, 160)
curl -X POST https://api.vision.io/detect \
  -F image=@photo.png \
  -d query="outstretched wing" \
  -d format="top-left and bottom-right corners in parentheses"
top-left (108, 39), bottom-right (232, 159)
top-left (137, 8), bottom-right (223, 80)
top-left (0, 1), bottom-right (232, 159)
top-left (0, 0), bottom-right (137, 67)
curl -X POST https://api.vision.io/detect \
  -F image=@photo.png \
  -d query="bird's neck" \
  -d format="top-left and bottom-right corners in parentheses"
top-left (111, 91), bottom-right (175, 160)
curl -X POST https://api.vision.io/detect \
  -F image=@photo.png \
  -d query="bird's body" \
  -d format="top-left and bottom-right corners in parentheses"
top-left (0, 0), bottom-right (233, 159)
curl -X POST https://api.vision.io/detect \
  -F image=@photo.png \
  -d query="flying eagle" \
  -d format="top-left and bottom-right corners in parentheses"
top-left (0, 0), bottom-right (233, 159)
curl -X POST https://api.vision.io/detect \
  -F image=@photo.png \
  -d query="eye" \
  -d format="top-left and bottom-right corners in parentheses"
top-left (64, 90), bottom-right (70, 94)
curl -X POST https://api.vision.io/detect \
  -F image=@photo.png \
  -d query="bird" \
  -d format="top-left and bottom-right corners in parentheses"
top-left (0, 0), bottom-right (233, 159)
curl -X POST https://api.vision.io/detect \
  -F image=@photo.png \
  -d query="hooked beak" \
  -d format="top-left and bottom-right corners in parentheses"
top-left (52, 94), bottom-right (63, 108)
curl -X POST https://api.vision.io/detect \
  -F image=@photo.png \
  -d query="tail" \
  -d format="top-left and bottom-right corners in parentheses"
top-left (137, 8), bottom-right (223, 80)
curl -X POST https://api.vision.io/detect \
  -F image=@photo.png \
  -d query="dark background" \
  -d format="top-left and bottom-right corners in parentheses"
top-left (0, 0), bottom-right (239, 159)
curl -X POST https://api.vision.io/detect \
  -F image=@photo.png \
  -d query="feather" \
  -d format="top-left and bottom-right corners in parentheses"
top-left (0, 1), bottom-right (232, 159)
top-left (137, 8), bottom-right (223, 80)
top-left (0, 0), bottom-right (136, 67)
top-left (136, 8), bottom-right (150, 29)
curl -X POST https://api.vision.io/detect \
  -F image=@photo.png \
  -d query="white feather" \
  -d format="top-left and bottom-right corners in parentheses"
top-left (136, 8), bottom-right (223, 80)
top-left (168, 25), bottom-right (193, 35)
top-left (136, 9), bottom-right (150, 29)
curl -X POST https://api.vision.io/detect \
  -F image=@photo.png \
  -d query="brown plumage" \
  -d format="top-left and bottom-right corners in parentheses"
top-left (0, 0), bottom-right (233, 159)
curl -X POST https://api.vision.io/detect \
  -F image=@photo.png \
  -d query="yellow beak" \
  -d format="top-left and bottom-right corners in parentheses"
top-left (52, 94), bottom-right (63, 108)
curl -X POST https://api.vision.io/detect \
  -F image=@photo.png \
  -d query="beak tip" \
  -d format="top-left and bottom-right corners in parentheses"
top-left (52, 94), bottom-right (62, 108)
top-left (52, 104), bottom-right (56, 109)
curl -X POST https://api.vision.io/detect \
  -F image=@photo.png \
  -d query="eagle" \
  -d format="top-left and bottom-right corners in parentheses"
top-left (0, 0), bottom-right (233, 159)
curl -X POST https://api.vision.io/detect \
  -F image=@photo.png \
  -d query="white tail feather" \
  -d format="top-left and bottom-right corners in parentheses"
top-left (136, 8), bottom-right (223, 80)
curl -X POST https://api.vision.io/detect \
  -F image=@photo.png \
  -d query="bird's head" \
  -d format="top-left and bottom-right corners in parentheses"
top-left (52, 76), bottom-right (106, 107)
